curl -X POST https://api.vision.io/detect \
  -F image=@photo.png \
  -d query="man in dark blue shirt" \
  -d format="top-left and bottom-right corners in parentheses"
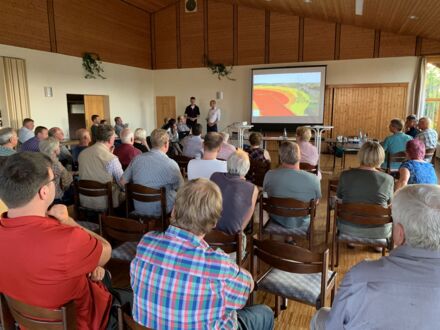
top-left (184, 96), bottom-right (200, 130)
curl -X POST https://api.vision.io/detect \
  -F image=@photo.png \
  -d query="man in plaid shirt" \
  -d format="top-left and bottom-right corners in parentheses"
top-left (416, 117), bottom-right (438, 158)
top-left (130, 179), bottom-right (274, 330)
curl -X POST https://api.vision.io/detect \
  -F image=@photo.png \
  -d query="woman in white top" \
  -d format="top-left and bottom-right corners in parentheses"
top-left (207, 100), bottom-right (221, 132)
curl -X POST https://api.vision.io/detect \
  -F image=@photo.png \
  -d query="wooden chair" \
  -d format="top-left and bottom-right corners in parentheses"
top-left (0, 293), bottom-right (76, 329)
top-left (300, 162), bottom-right (319, 175)
top-left (426, 148), bottom-right (436, 168)
top-left (325, 179), bottom-right (339, 244)
top-left (118, 303), bottom-right (153, 330)
top-left (259, 195), bottom-right (317, 249)
top-left (332, 203), bottom-right (393, 269)
top-left (171, 155), bottom-right (193, 178)
top-left (125, 183), bottom-right (167, 232)
top-left (252, 239), bottom-right (337, 317)
top-left (100, 214), bottom-right (149, 262)
top-left (246, 159), bottom-right (271, 187)
top-left (385, 151), bottom-right (406, 175)
top-left (204, 229), bottom-right (246, 266)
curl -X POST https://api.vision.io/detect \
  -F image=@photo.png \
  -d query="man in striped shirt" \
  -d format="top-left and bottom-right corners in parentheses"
top-left (130, 179), bottom-right (274, 330)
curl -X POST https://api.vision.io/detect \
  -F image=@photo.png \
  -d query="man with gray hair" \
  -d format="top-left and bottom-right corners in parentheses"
top-left (0, 127), bottom-right (18, 156)
top-left (416, 117), bottom-right (438, 150)
top-left (217, 132), bottom-right (236, 160)
top-left (311, 184), bottom-right (440, 329)
top-left (263, 141), bottom-right (321, 230)
top-left (49, 127), bottom-right (73, 166)
top-left (113, 128), bottom-right (141, 169)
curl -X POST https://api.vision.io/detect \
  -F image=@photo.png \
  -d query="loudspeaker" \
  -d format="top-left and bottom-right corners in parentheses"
top-left (185, 0), bottom-right (197, 13)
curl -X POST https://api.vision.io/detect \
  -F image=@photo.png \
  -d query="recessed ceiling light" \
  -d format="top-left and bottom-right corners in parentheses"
top-left (304, 0), bottom-right (312, 3)
top-left (409, 15), bottom-right (419, 20)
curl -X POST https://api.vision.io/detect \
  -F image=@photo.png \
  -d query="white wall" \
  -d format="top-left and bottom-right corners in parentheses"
top-left (0, 44), bottom-right (155, 138)
top-left (153, 57), bottom-right (419, 131)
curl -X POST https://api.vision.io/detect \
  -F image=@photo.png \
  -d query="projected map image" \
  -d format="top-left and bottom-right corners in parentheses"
top-left (252, 72), bottom-right (321, 118)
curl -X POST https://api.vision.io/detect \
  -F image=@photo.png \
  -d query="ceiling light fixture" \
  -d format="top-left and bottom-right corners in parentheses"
top-left (408, 15), bottom-right (419, 20)
top-left (355, 0), bottom-right (364, 16)
top-left (304, 0), bottom-right (312, 3)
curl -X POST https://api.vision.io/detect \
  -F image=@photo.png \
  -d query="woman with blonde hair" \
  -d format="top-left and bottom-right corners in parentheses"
top-left (133, 128), bottom-right (150, 153)
top-left (39, 137), bottom-right (74, 204)
top-left (296, 126), bottom-right (321, 179)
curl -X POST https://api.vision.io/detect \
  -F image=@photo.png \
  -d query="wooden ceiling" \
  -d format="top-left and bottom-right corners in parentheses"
top-left (124, 0), bottom-right (440, 41)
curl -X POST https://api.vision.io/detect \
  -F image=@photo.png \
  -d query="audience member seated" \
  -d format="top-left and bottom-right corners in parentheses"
top-left (0, 152), bottom-right (113, 329)
top-left (416, 116), bottom-right (438, 154)
top-left (40, 138), bottom-right (74, 205)
top-left (49, 127), bottom-right (73, 166)
top-left (245, 132), bottom-right (271, 162)
top-left (211, 150), bottom-right (258, 235)
top-left (78, 124), bottom-right (124, 210)
top-left (337, 141), bottom-right (394, 241)
top-left (130, 178), bottom-right (274, 330)
top-left (381, 118), bottom-right (412, 170)
top-left (405, 114), bottom-right (420, 138)
top-left (296, 126), bottom-right (321, 179)
top-left (165, 119), bottom-right (183, 156)
top-left (133, 128), bottom-right (150, 153)
top-left (113, 128), bottom-right (141, 170)
top-left (90, 114), bottom-right (100, 143)
top-left (72, 128), bottom-right (91, 165)
top-left (20, 126), bottom-right (48, 152)
top-left (396, 139), bottom-right (437, 190)
top-left (182, 123), bottom-right (203, 158)
top-left (0, 127), bottom-right (18, 156)
top-left (217, 132), bottom-right (236, 160)
top-left (18, 117), bottom-right (34, 144)
top-left (188, 132), bottom-right (227, 180)
top-left (177, 115), bottom-right (190, 139)
top-left (311, 185), bottom-right (440, 329)
top-left (263, 141), bottom-right (321, 231)
top-left (114, 116), bottom-right (128, 137)
top-left (121, 129), bottom-right (183, 216)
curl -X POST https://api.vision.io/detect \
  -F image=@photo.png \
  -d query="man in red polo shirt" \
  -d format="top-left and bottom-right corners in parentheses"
top-left (113, 128), bottom-right (141, 170)
top-left (0, 152), bottom-right (112, 330)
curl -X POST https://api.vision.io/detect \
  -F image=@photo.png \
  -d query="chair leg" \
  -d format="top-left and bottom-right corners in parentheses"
top-left (382, 246), bottom-right (386, 256)
top-left (281, 297), bottom-right (288, 310)
top-left (274, 295), bottom-right (281, 318)
top-left (330, 286), bottom-right (336, 306)
top-left (335, 240), bottom-right (340, 268)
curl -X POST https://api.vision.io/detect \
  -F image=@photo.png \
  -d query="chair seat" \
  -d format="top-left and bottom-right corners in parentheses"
top-left (77, 221), bottom-right (100, 232)
top-left (112, 241), bottom-right (138, 261)
top-left (264, 220), bottom-right (307, 237)
top-left (258, 268), bottom-right (334, 306)
top-left (338, 232), bottom-right (388, 246)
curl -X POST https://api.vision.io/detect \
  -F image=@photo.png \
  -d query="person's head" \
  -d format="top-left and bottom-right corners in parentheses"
top-left (167, 118), bottom-right (177, 131)
top-left (219, 132), bottom-right (230, 143)
top-left (209, 100), bottom-right (216, 108)
top-left (114, 116), bottom-right (123, 125)
top-left (178, 115), bottom-right (186, 124)
top-left (296, 126), bottom-right (312, 142)
top-left (249, 132), bottom-right (262, 147)
top-left (227, 149), bottom-right (250, 177)
top-left (389, 118), bottom-right (404, 133)
top-left (0, 152), bottom-right (54, 210)
top-left (120, 128), bottom-right (134, 145)
top-left (48, 127), bottom-right (65, 141)
top-left (406, 139), bottom-right (425, 160)
top-left (203, 132), bottom-right (223, 153)
top-left (39, 137), bottom-right (60, 159)
top-left (171, 179), bottom-right (222, 236)
top-left (279, 141), bottom-right (300, 165)
top-left (418, 117), bottom-right (432, 131)
top-left (96, 124), bottom-right (116, 146)
top-left (190, 97), bottom-right (196, 105)
top-left (357, 141), bottom-right (384, 168)
top-left (150, 128), bottom-right (169, 152)
top-left (34, 126), bottom-right (48, 141)
top-left (192, 123), bottom-right (202, 136)
top-left (100, 119), bottom-right (107, 125)
top-left (393, 184), bottom-right (440, 250)
top-left (76, 128), bottom-right (91, 146)
top-left (134, 128), bottom-right (147, 142)
top-left (91, 115), bottom-right (100, 124)
top-left (406, 114), bottom-right (418, 128)
top-left (22, 118), bottom-right (34, 130)
top-left (0, 128), bottom-right (18, 148)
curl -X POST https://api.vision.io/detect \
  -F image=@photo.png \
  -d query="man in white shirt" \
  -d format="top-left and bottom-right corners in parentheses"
top-left (187, 132), bottom-right (227, 180)
top-left (207, 100), bottom-right (221, 132)
top-left (18, 118), bottom-right (35, 144)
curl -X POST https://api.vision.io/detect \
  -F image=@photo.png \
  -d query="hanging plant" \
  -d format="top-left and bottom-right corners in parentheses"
top-left (82, 52), bottom-right (106, 79)
top-left (205, 56), bottom-right (236, 81)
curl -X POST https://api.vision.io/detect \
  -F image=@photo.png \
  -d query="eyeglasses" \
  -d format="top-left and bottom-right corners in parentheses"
top-left (41, 177), bottom-right (56, 189)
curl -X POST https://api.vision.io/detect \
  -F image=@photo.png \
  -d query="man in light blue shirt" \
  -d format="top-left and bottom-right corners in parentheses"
top-left (182, 123), bottom-right (203, 159)
top-left (121, 129), bottom-right (183, 216)
top-left (311, 184), bottom-right (440, 330)
top-left (381, 118), bottom-right (412, 170)
top-left (18, 118), bottom-right (34, 144)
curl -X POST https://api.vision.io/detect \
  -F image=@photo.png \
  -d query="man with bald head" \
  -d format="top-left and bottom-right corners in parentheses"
top-left (113, 128), bottom-right (141, 169)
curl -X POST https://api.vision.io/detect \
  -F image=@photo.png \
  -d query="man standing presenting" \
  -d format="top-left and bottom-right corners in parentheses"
top-left (207, 99), bottom-right (221, 132)
top-left (184, 96), bottom-right (200, 130)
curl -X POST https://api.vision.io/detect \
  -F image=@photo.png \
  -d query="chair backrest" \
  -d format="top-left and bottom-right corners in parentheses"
top-left (386, 151), bottom-right (407, 173)
top-left (0, 294), bottom-right (76, 330)
top-left (100, 214), bottom-right (149, 244)
top-left (335, 203), bottom-right (392, 226)
top-left (328, 179), bottom-right (339, 196)
top-left (171, 155), bottom-right (193, 177)
top-left (246, 159), bottom-right (271, 187)
top-left (74, 179), bottom-right (113, 214)
top-left (300, 162), bottom-right (319, 175)
top-left (204, 229), bottom-right (243, 265)
top-left (120, 303), bottom-right (153, 330)
top-left (262, 196), bottom-right (317, 218)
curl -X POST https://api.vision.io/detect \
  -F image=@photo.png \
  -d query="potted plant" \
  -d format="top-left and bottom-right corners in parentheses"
top-left (82, 53), bottom-right (106, 79)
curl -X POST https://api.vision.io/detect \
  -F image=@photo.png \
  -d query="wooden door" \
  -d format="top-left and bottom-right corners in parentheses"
top-left (156, 96), bottom-right (176, 128)
top-left (84, 95), bottom-right (110, 131)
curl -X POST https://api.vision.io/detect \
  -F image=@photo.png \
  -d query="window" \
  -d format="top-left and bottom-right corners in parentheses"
top-left (423, 60), bottom-right (440, 129)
